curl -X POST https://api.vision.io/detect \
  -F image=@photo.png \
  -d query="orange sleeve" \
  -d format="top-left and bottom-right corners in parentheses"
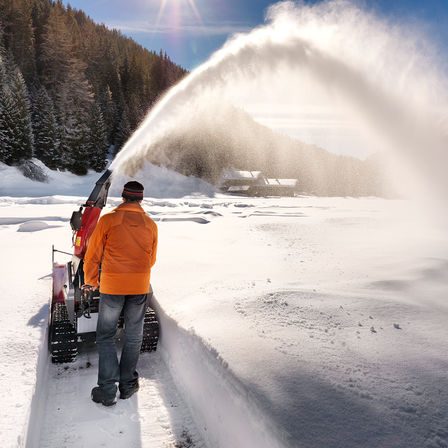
top-left (83, 217), bottom-right (107, 287)
top-left (151, 222), bottom-right (158, 268)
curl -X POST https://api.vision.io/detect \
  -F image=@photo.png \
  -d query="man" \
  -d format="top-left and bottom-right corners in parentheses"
top-left (83, 180), bottom-right (158, 406)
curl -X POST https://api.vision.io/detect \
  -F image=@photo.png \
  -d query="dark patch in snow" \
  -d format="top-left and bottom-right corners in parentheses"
top-left (199, 210), bottom-right (222, 217)
top-left (398, 405), bottom-right (417, 414)
top-left (172, 429), bottom-right (195, 448)
top-left (27, 304), bottom-right (49, 328)
top-left (154, 217), bottom-right (210, 224)
top-left (233, 203), bottom-right (254, 208)
top-left (369, 279), bottom-right (410, 291)
top-left (17, 160), bottom-right (48, 182)
top-left (418, 258), bottom-right (448, 281)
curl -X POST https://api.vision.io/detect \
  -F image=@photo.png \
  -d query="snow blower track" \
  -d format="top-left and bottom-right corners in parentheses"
top-left (32, 345), bottom-right (206, 448)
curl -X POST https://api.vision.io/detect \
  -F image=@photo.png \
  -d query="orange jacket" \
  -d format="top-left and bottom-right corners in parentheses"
top-left (84, 202), bottom-right (158, 295)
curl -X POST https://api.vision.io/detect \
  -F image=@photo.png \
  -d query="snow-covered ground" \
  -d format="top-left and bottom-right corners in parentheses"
top-left (1, 165), bottom-right (448, 447)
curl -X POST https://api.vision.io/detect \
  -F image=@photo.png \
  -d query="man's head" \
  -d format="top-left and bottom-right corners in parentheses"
top-left (122, 181), bottom-right (144, 203)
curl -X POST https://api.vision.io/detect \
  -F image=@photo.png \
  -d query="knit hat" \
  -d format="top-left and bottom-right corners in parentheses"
top-left (122, 181), bottom-right (144, 200)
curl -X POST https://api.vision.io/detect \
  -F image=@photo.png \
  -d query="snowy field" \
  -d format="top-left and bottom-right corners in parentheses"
top-left (1, 185), bottom-right (448, 447)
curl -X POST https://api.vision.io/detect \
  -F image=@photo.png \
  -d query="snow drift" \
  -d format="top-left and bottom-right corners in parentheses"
top-left (0, 159), bottom-right (215, 198)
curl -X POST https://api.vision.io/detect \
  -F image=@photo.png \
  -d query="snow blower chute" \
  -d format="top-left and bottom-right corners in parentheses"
top-left (49, 170), bottom-right (159, 363)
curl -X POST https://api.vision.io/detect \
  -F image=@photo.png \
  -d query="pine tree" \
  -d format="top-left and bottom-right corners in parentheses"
top-left (0, 0), bottom-right (36, 82)
top-left (39, 2), bottom-right (73, 98)
top-left (87, 102), bottom-right (109, 172)
top-left (0, 87), bottom-right (18, 165)
top-left (30, 0), bottom-right (52, 79)
top-left (31, 86), bottom-right (60, 168)
top-left (62, 65), bottom-right (95, 173)
top-left (149, 58), bottom-right (164, 103)
top-left (114, 103), bottom-right (132, 154)
top-left (58, 88), bottom-right (90, 174)
top-left (0, 52), bottom-right (33, 165)
top-left (99, 85), bottom-right (118, 145)
top-left (8, 67), bottom-right (34, 162)
top-left (0, 36), bottom-right (7, 163)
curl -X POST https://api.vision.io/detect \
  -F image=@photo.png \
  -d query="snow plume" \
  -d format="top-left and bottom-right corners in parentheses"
top-left (111, 0), bottom-right (448, 200)
top-left (109, 160), bottom-right (216, 198)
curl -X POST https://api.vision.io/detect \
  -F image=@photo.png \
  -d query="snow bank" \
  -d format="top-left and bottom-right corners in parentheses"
top-left (0, 160), bottom-right (100, 197)
top-left (24, 311), bottom-right (50, 448)
top-left (152, 295), bottom-right (286, 448)
top-left (0, 159), bottom-right (216, 199)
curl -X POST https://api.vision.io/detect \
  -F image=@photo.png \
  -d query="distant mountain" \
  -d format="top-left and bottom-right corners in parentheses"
top-left (0, 0), bottom-right (186, 174)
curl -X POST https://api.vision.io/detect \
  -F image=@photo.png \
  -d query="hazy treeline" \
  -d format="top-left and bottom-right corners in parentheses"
top-left (148, 104), bottom-right (386, 197)
top-left (0, 0), bottom-right (186, 174)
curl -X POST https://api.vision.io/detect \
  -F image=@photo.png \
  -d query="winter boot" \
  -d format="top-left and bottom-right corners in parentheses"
top-left (91, 386), bottom-right (116, 406)
top-left (119, 381), bottom-right (139, 399)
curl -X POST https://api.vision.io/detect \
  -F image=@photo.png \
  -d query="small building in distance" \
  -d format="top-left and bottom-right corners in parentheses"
top-left (220, 170), bottom-right (264, 189)
top-left (256, 178), bottom-right (298, 197)
top-left (219, 169), bottom-right (298, 197)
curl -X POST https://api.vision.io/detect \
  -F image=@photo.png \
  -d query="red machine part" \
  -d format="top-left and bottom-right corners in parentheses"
top-left (73, 203), bottom-right (102, 259)
top-left (52, 263), bottom-right (67, 304)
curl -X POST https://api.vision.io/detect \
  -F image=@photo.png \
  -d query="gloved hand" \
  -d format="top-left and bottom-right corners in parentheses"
top-left (81, 284), bottom-right (99, 292)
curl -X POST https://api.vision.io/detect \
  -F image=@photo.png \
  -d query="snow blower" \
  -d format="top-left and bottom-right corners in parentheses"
top-left (49, 169), bottom-right (159, 363)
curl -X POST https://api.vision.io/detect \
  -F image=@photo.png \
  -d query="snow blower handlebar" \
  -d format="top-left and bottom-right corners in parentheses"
top-left (70, 169), bottom-right (113, 259)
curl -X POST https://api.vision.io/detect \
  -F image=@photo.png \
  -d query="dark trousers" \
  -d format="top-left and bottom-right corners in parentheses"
top-left (96, 293), bottom-right (147, 398)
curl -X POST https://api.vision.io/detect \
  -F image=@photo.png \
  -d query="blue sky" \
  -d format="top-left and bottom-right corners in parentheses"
top-left (63, 0), bottom-right (448, 71)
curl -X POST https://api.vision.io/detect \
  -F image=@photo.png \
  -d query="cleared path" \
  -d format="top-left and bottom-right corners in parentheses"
top-left (36, 345), bottom-right (205, 448)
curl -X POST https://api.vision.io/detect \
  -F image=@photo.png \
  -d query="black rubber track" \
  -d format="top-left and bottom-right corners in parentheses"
top-left (50, 304), bottom-right (159, 363)
top-left (49, 302), bottom-right (78, 364)
top-left (141, 307), bottom-right (159, 353)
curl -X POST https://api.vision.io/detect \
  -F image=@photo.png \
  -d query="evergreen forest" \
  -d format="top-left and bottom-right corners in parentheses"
top-left (0, 0), bottom-right (186, 174)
